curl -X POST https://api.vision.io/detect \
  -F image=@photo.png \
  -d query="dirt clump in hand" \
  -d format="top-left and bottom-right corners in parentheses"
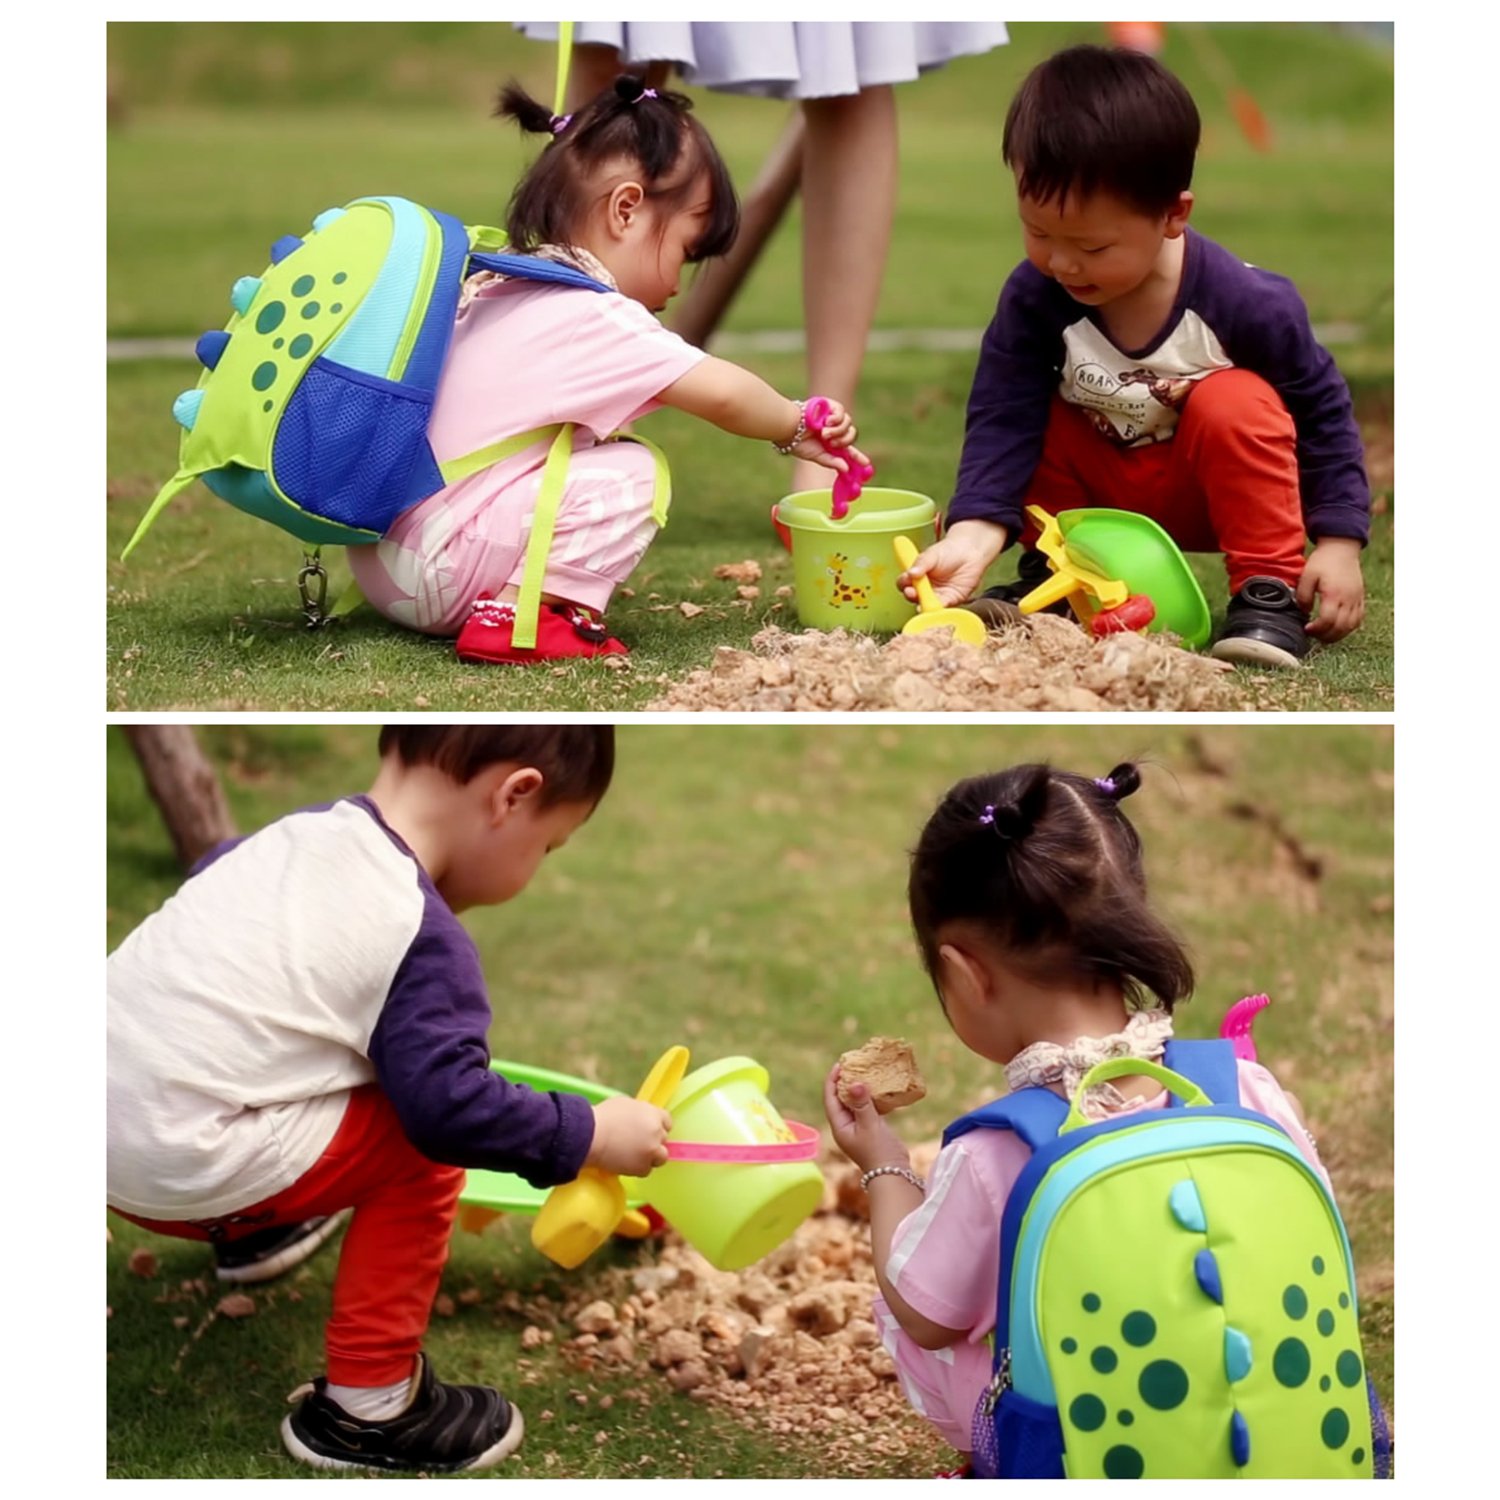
top-left (837, 1037), bottom-right (927, 1114)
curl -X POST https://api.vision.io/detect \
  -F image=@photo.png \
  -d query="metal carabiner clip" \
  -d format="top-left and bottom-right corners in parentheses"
top-left (297, 551), bottom-right (329, 630)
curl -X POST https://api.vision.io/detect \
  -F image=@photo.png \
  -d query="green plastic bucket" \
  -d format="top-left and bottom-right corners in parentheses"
top-left (773, 487), bottom-right (937, 632)
top-left (629, 1057), bottom-right (824, 1271)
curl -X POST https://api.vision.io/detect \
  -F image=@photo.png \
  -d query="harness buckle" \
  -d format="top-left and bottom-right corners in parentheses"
top-left (297, 551), bottom-right (329, 630)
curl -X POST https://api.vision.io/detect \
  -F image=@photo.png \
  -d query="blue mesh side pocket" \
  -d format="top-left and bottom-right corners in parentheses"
top-left (1367, 1377), bottom-right (1393, 1478)
top-left (971, 1388), bottom-right (1065, 1479)
top-left (271, 358), bottom-right (445, 534)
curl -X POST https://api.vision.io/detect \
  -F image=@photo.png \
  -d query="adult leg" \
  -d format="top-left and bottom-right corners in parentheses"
top-left (566, 44), bottom-right (671, 110)
top-left (792, 85), bottom-right (898, 493)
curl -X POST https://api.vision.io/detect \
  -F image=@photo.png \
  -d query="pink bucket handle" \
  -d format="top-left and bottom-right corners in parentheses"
top-left (805, 397), bottom-right (874, 520)
top-left (664, 1119), bottom-right (820, 1164)
top-left (1219, 993), bottom-right (1271, 1061)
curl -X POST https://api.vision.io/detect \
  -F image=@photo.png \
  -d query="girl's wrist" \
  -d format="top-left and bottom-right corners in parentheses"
top-left (771, 398), bottom-right (807, 454)
top-left (860, 1162), bottom-right (925, 1194)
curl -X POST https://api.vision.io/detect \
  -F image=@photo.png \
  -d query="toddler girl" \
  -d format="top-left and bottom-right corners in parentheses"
top-left (348, 75), bottom-right (866, 665)
top-left (824, 761), bottom-right (1350, 1471)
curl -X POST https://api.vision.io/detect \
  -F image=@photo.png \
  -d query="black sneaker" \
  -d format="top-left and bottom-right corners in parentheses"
top-left (1209, 575), bottom-right (1311, 669)
top-left (965, 548), bottom-right (1068, 623)
top-left (281, 1353), bottom-right (525, 1473)
top-left (214, 1212), bottom-right (348, 1285)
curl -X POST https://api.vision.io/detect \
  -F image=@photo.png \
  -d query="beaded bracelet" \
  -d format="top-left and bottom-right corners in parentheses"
top-left (772, 398), bottom-right (807, 455)
top-left (860, 1163), bottom-right (926, 1194)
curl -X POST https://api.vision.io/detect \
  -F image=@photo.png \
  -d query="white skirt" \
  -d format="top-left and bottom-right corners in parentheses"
top-left (516, 21), bottom-right (1009, 100)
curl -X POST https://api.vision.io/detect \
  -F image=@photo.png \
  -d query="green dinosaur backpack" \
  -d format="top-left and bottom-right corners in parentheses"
top-left (946, 1042), bottom-right (1391, 1478)
top-left (121, 196), bottom-right (624, 644)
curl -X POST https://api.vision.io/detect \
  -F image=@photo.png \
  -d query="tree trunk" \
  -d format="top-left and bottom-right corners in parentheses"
top-left (122, 726), bottom-right (237, 871)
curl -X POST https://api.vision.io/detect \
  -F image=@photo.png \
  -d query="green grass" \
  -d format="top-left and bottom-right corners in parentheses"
top-left (106, 22), bottom-right (1393, 711)
top-left (107, 724), bottom-right (1394, 1477)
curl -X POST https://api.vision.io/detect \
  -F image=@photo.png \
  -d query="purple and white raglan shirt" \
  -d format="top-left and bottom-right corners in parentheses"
top-left (107, 796), bottom-right (595, 1221)
top-left (947, 230), bottom-right (1371, 543)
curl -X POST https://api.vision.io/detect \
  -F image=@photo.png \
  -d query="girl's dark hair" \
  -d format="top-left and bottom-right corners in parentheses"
top-left (496, 74), bottom-right (739, 262)
top-left (1002, 45), bottom-right (1200, 216)
top-left (378, 725), bottom-right (614, 807)
top-left (908, 762), bottom-right (1194, 1011)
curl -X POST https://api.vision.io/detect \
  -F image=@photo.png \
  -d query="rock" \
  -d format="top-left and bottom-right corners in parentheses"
top-left (127, 1247), bottom-right (158, 1279)
top-left (651, 1329), bottom-right (702, 1368)
top-left (574, 1299), bottom-right (619, 1336)
top-left (216, 1292), bottom-right (256, 1319)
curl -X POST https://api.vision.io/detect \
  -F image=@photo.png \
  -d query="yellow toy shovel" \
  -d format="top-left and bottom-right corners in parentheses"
top-left (892, 535), bottom-right (988, 646)
top-left (531, 1045), bottom-right (689, 1269)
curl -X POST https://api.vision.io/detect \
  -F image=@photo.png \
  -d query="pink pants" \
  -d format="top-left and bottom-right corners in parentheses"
top-left (350, 440), bottom-right (661, 636)
top-left (874, 1295), bottom-right (992, 1453)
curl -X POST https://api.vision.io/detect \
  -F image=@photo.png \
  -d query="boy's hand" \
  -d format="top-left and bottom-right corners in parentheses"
top-left (899, 519), bottom-right (1009, 607)
top-left (1297, 537), bottom-right (1365, 642)
top-left (586, 1096), bottom-right (672, 1177)
top-left (824, 1064), bottom-right (911, 1175)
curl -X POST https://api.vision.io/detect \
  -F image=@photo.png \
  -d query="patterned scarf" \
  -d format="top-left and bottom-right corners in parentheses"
top-left (1006, 1008), bottom-right (1175, 1118)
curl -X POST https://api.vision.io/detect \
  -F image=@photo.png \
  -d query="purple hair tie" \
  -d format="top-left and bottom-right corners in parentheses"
top-left (630, 86), bottom-right (658, 104)
top-left (978, 805), bottom-right (996, 826)
top-left (550, 113), bottom-right (573, 135)
top-left (1095, 777), bottom-right (1117, 796)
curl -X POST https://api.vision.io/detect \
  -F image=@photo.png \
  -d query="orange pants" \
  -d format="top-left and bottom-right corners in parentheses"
top-left (1023, 369), bottom-right (1306, 593)
top-left (114, 1085), bottom-right (463, 1387)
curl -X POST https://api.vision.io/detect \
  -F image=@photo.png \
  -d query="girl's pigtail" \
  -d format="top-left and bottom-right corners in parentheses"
top-left (1095, 762), bottom-right (1142, 802)
top-left (986, 763), bottom-right (1051, 843)
top-left (494, 80), bottom-right (558, 137)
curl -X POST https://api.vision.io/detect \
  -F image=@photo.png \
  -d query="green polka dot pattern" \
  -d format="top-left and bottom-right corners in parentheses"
top-left (1021, 1114), bottom-right (1373, 1477)
top-left (1070, 1395), bottom-right (1106, 1432)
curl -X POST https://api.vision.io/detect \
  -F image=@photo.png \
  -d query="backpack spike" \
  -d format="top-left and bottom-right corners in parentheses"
top-left (230, 275), bottom-right (263, 316)
top-left (172, 389), bottom-right (206, 430)
top-left (195, 329), bottom-right (231, 370)
top-left (269, 234), bottom-right (304, 264)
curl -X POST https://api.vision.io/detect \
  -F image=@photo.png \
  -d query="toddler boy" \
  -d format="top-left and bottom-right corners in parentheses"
top-left (904, 44), bottom-right (1371, 667)
top-left (108, 725), bottom-right (671, 1473)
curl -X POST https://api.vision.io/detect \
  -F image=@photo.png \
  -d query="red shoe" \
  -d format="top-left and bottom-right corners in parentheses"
top-left (455, 596), bottom-right (629, 665)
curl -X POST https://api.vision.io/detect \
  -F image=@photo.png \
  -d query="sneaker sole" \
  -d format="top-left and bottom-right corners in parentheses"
top-left (280, 1404), bottom-right (525, 1474)
top-left (215, 1210), bottom-right (350, 1285)
top-left (1209, 637), bottom-right (1307, 671)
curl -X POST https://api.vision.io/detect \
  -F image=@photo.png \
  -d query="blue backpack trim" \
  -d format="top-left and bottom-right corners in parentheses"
top-left (468, 250), bottom-right (615, 293)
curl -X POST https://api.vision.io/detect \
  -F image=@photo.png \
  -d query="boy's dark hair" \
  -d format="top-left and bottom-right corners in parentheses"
top-left (908, 762), bottom-right (1195, 1012)
top-left (1003, 45), bottom-right (1200, 216)
top-left (378, 725), bottom-right (614, 806)
top-left (497, 74), bottom-right (739, 262)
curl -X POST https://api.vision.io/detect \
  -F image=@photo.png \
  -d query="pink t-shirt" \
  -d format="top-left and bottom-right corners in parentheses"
top-left (886, 1061), bottom-right (1329, 1342)
top-left (346, 278), bottom-right (705, 617)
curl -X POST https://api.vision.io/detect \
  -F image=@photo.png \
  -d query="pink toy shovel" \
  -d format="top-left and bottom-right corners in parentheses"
top-left (1220, 993), bottom-right (1271, 1061)
top-left (804, 396), bottom-right (874, 519)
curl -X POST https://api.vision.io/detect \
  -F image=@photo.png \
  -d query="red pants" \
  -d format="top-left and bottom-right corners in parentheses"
top-left (1024, 369), bottom-right (1306, 593)
top-left (114, 1086), bottom-right (463, 1386)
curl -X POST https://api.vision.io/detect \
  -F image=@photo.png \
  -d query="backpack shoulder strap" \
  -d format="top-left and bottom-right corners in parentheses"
top-left (466, 250), bottom-right (613, 293)
top-left (942, 1087), bottom-right (1069, 1153)
top-left (1162, 1037), bottom-right (1241, 1107)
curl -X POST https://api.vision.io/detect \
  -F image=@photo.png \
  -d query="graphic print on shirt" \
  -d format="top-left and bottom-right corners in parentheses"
top-left (1060, 310), bottom-right (1233, 447)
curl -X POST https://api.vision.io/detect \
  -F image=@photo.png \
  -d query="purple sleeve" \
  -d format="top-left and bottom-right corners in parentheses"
top-left (946, 264), bottom-right (1065, 538)
top-left (1200, 253), bottom-right (1371, 543)
top-left (367, 891), bottom-right (595, 1186)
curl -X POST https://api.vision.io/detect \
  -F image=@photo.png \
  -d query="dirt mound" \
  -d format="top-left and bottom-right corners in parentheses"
top-left (502, 1145), bottom-right (951, 1475)
top-left (647, 617), bottom-right (1246, 712)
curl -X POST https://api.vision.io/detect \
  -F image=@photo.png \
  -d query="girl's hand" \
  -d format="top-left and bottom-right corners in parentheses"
top-left (790, 398), bottom-right (864, 474)
top-left (586, 1096), bottom-right (672, 1177)
top-left (899, 519), bottom-right (1009, 607)
top-left (1296, 537), bottom-right (1365, 642)
top-left (824, 1064), bottom-right (911, 1175)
